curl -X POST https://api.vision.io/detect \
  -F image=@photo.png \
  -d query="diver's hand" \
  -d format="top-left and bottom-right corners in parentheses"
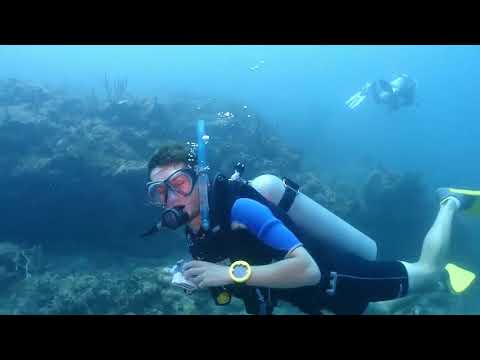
top-left (183, 260), bottom-right (232, 288)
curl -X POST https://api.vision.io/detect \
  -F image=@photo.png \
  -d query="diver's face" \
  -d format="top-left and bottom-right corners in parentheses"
top-left (150, 162), bottom-right (200, 223)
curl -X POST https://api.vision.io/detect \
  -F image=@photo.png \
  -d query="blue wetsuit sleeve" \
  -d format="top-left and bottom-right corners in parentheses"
top-left (231, 198), bottom-right (302, 256)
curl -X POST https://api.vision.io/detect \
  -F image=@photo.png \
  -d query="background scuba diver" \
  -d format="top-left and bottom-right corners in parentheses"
top-left (346, 74), bottom-right (417, 112)
top-left (145, 143), bottom-right (477, 315)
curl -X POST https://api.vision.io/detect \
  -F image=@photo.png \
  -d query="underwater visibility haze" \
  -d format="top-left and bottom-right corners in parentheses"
top-left (0, 45), bottom-right (479, 315)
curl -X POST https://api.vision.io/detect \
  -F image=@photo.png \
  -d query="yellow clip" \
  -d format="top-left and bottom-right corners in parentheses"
top-left (216, 291), bottom-right (231, 305)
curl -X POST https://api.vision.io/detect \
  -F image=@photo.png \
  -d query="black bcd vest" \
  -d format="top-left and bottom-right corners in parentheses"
top-left (186, 173), bottom-right (336, 315)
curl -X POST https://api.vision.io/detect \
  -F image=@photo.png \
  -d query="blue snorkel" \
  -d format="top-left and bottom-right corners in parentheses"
top-left (140, 120), bottom-right (210, 238)
top-left (196, 119), bottom-right (210, 231)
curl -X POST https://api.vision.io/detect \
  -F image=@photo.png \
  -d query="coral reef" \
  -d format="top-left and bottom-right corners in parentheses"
top-left (367, 288), bottom-right (464, 315)
top-left (0, 255), bottom-right (251, 315)
top-left (356, 165), bottom-right (434, 260)
top-left (0, 79), bottom-right (306, 256)
top-left (363, 165), bottom-right (427, 220)
top-left (0, 242), bottom-right (45, 289)
top-left (294, 171), bottom-right (360, 220)
top-left (1, 253), bottom-right (463, 315)
top-left (0, 78), bottom-right (472, 315)
top-left (0, 79), bottom-right (52, 108)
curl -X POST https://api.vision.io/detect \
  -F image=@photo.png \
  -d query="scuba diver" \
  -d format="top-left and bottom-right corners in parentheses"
top-left (142, 120), bottom-right (477, 315)
top-left (346, 74), bottom-right (417, 112)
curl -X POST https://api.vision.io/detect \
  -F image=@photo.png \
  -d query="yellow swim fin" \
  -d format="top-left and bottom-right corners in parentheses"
top-left (444, 263), bottom-right (476, 294)
top-left (448, 188), bottom-right (480, 215)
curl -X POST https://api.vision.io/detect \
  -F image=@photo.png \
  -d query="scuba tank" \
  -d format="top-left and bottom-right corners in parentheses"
top-left (240, 171), bottom-right (378, 261)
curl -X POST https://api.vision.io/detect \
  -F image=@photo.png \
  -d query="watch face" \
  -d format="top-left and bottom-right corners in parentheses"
top-left (233, 264), bottom-right (247, 278)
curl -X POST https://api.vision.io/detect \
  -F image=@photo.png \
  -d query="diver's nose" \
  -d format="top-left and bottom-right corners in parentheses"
top-left (165, 190), bottom-right (180, 207)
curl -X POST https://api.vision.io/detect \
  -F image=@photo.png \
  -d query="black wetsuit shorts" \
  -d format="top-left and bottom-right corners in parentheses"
top-left (274, 252), bottom-right (409, 315)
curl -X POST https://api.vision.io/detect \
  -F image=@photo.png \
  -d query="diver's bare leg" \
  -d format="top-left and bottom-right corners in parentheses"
top-left (368, 198), bottom-right (458, 314)
top-left (401, 198), bottom-right (458, 294)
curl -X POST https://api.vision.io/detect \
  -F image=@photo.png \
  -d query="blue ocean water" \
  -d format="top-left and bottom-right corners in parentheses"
top-left (1, 45), bottom-right (478, 186)
top-left (0, 45), bottom-right (479, 314)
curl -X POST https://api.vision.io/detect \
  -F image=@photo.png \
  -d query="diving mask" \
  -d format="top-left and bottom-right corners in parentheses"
top-left (146, 167), bottom-right (198, 207)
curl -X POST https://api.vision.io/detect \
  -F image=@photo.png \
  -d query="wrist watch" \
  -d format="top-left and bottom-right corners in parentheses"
top-left (229, 260), bottom-right (252, 284)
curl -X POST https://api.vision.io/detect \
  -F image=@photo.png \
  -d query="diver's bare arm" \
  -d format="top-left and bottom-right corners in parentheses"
top-left (247, 246), bottom-right (321, 288)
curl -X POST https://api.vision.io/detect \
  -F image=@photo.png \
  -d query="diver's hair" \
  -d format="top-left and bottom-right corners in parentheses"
top-left (148, 143), bottom-right (197, 175)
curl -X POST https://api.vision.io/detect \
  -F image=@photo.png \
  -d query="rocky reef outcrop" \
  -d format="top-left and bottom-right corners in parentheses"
top-left (0, 78), bottom-right (472, 315)
top-left (0, 78), bottom-right (302, 257)
top-left (0, 252), bottom-right (306, 315)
